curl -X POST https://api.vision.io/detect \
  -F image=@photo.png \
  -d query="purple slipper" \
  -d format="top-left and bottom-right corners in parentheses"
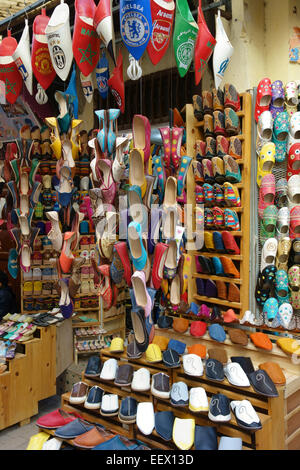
top-left (270, 80), bottom-right (285, 119)
top-left (206, 279), bottom-right (217, 298)
top-left (199, 304), bottom-right (210, 318)
top-left (196, 278), bottom-right (205, 296)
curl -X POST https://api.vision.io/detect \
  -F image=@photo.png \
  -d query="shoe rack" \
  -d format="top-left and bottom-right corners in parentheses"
top-left (36, 347), bottom-right (286, 451)
top-left (186, 92), bottom-right (252, 319)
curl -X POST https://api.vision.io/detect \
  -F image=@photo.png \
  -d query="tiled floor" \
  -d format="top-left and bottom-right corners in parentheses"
top-left (0, 395), bottom-right (61, 450)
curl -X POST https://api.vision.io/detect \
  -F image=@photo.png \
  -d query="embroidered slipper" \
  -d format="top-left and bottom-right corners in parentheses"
top-left (204, 114), bottom-right (214, 138)
top-left (216, 135), bottom-right (229, 156)
top-left (288, 174), bottom-right (300, 206)
top-left (287, 143), bottom-right (300, 180)
top-left (285, 81), bottom-right (299, 107)
top-left (211, 157), bottom-right (225, 184)
top-left (290, 206), bottom-right (300, 240)
top-left (278, 303), bottom-right (293, 329)
top-left (202, 159), bottom-right (214, 184)
top-left (275, 269), bottom-right (289, 298)
top-left (224, 108), bottom-right (240, 136)
top-left (202, 90), bottom-right (213, 115)
top-left (288, 265), bottom-right (300, 291)
top-left (228, 136), bottom-right (242, 159)
top-left (195, 185), bottom-right (205, 204)
top-left (276, 237), bottom-right (292, 271)
top-left (193, 161), bottom-right (204, 185)
top-left (291, 238), bottom-right (300, 265)
top-left (224, 208), bottom-right (240, 230)
top-left (212, 206), bottom-right (224, 228)
top-left (213, 231), bottom-right (226, 252)
top-left (223, 83), bottom-right (240, 112)
top-left (213, 111), bottom-right (226, 136)
top-left (255, 78), bottom-right (272, 123)
top-left (203, 183), bottom-right (215, 206)
top-left (275, 178), bottom-right (288, 208)
top-left (258, 173), bottom-right (275, 219)
top-left (213, 87), bottom-right (224, 111)
top-left (255, 265), bottom-right (276, 306)
top-left (276, 207), bottom-right (290, 239)
top-left (223, 182), bottom-right (241, 207)
top-left (257, 142), bottom-right (275, 187)
top-left (270, 80), bottom-right (285, 119)
top-left (291, 290), bottom-right (300, 310)
top-left (205, 137), bottom-right (216, 158)
top-left (262, 297), bottom-right (278, 321)
top-left (213, 183), bottom-right (224, 206)
top-left (193, 95), bottom-right (204, 121)
top-left (222, 231), bottom-right (240, 254)
top-left (260, 238), bottom-right (277, 272)
top-left (195, 140), bottom-right (206, 160)
top-left (260, 205), bottom-right (278, 245)
top-left (256, 110), bottom-right (273, 155)
top-left (153, 154), bottom-right (165, 204)
top-left (272, 111), bottom-right (289, 162)
top-left (223, 155), bottom-right (241, 183)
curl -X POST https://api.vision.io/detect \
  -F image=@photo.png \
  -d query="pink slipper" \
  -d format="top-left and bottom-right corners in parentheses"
top-left (258, 174), bottom-right (275, 219)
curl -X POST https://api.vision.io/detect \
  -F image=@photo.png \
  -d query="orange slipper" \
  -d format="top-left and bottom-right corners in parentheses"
top-left (152, 336), bottom-right (169, 351)
top-left (187, 344), bottom-right (207, 359)
top-left (259, 362), bottom-right (286, 385)
top-left (228, 283), bottom-right (240, 302)
top-left (250, 332), bottom-right (273, 351)
top-left (172, 317), bottom-right (189, 334)
top-left (223, 308), bottom-right (238, 323)
top-left (220, 256), bottom-right (240, 278)
top-left (216, 280), bottom-right (227, 300)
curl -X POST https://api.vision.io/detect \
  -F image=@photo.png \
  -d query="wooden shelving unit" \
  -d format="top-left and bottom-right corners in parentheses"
top-left (185, 93), bottom-right (252, 318)
top-left (37, 347), bottom-right (286, 450)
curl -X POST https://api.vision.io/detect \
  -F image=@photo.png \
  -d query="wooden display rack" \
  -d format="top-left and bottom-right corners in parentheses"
top-left (40, 347), bottom-right (290, 451)
top-left (0, 326), bottom-right (56, 430)
top-left (185, 93), bottom-right (252, 318)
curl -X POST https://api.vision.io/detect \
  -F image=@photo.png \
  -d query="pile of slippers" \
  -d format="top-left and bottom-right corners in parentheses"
top-left (255, 79), bottom-right (300, 329)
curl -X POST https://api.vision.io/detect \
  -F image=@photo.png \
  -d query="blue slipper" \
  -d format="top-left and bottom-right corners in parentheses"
top-left (8, 248), bottom-right (18, 279)
top-left (208, 324), bottom-right (226, 342)
top-left (213, 232), bottom-right (226, 252)
top-left (177, 156), bottom-right (192, 197)
top-left (262, 297), bottom-right (279, 321)
top-left (65, 65), bottom-right (78, 119)
top-left (212, 257), bottom-right (225, 275)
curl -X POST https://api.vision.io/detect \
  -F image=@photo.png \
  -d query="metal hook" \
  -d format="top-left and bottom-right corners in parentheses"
top-left (7, 9), bottom-right (12, 33)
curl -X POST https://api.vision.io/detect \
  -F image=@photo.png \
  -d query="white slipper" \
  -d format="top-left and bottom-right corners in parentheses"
top-left (260, 238), bottom-right (278, 272)
top-left (12, 19), bottom-right (33, 95)
top-left (172, 417), bottom-right (195, 450)
top-left (80, 72), bottom-right (94, 103)
top-left (136, 402), bottom-right (155, 435)
top-left (213, 10), bottom-right (234, 89)
top-left (42, 437), bottom-right (62, 450)
top-left (46, 211), bottom-right (63, 251)
top-left (45, 1), bottom-right (73, 81)
top-left (288, 174), bottom-right (300, 205)
top-left (224, 362), bottom-right (250, 387)
top-left (278, 302), bottom-right (293, 329)
top-left (230, 400), bottom-right (262, 430)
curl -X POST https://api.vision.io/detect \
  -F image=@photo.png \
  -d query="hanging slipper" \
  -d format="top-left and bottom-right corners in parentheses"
top-left (256, 110), bottom-right (273, 155)
top-left (255, 78), bottom-right (272, 123)
top-left (258, 173), bottom-right (275, 219)
top-left (291, 291), bottom-right (300, 310)
top-left (195, 139), bottom-right (206, 160)
top-left (285, 81), bottom-right (298, 108)
top-left (213, 11), bottom-right (233, 90)
top-left (269, 80), bottom-right (285, 119)
top-left (290, 206), bottom-right (300, 240)
top-left (173, 0), bottom-right (198, 78)
top-left (257, 142), bottom-right (275, 187)
top-left (287, 143), bottom-right (300, 180)
top-left (224, 108), bottom-right (240, 136)
top-left (272, 111), bottom-right (289, 162)
top-left (213, 111), bottom-right (225, 136)
top-left (205, 136), bottom-right (216, 158)
top-left (276, 237), bottom-right (292, 271)
top-left (275, 270), bottom-right (290, 306)
top-left (276, 207), bottom-right (290, 240)
top-left (275, 178), bottom-right (288, 208)
top-left (288, 174), bottom-right (300, 206)
top-left (193, 95), bottom-right (203, 121)
top-left (0, 30), bottom-right (23, 104)
top-left (194, 0), bottom-right (215, 85)
top-left (263, 297), bottom-right (279, 321)
top-left (260, 238), bottom-right (277, 272)
top-left (278, 303), bottom-right (293, 329)
top-left (260, 205), bottom-right (278, 245)
top-left (203, 114), bottom-right (214, 138)
top-left (288, 265), bottom-right (300, 292)
top-left (12, 18), bottom-right (33, 95)
top-left (202, 90), bottom-right (213, 114)
top-left (202, 159), bottom-right (214, 184)
top-left (171, 127), bottom-right (184, 171)
top-left (108, 50), bottom-right (125, 113)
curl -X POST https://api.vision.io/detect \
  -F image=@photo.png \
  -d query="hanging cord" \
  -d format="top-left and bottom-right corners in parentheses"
top-left (140, 75), bottom-right (143, 115)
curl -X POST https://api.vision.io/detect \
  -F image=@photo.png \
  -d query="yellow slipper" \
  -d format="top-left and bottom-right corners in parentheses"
top-left (204, 231), bottom-right (215, 251)
top-left (257, 142), bottom-right (275, 187)
top-left (26, 432), bottom-right (50, 450)
top-left (277, 337), bottom-right (300, 356)
top-left (70, 119), bottom-right (83, 161)
top-left (182, 253), bottom-right (192, 294)
top-left (44, 117), bottom-right (62, 160)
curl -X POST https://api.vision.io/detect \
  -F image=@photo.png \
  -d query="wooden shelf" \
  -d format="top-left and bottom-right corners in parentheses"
top-left (193, 294), bottom-right (242, 309)
top-left (193, 251), bottom-right (242, 261)
top-left (193, 272), bottom-right (242, 284)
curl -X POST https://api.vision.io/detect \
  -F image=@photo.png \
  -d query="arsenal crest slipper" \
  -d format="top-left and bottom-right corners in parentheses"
top-left (31, 8), bottom-right (56, 90)
top-left (147, 0), bottom-right (175, 66)
top-left (12, 19), bottom-right (33, 95)
top-left (73, 0), bottom-right (100, 77)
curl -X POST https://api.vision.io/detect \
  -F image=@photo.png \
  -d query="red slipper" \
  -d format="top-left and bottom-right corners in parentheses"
top-left (221, 231), bottom-right (240, 254)
top-left (152, 242), bottom-right (169, 290)
top-left (255, 78), bottom-right (272, 122)
top-left (108, 50), bottom-right (125, 113)
top-left (287, 143), bottom-right (300, 180)
top-left (290, 206), bottom-right (300, 240)
top-left (114, 241), bottom-right (132, 287)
